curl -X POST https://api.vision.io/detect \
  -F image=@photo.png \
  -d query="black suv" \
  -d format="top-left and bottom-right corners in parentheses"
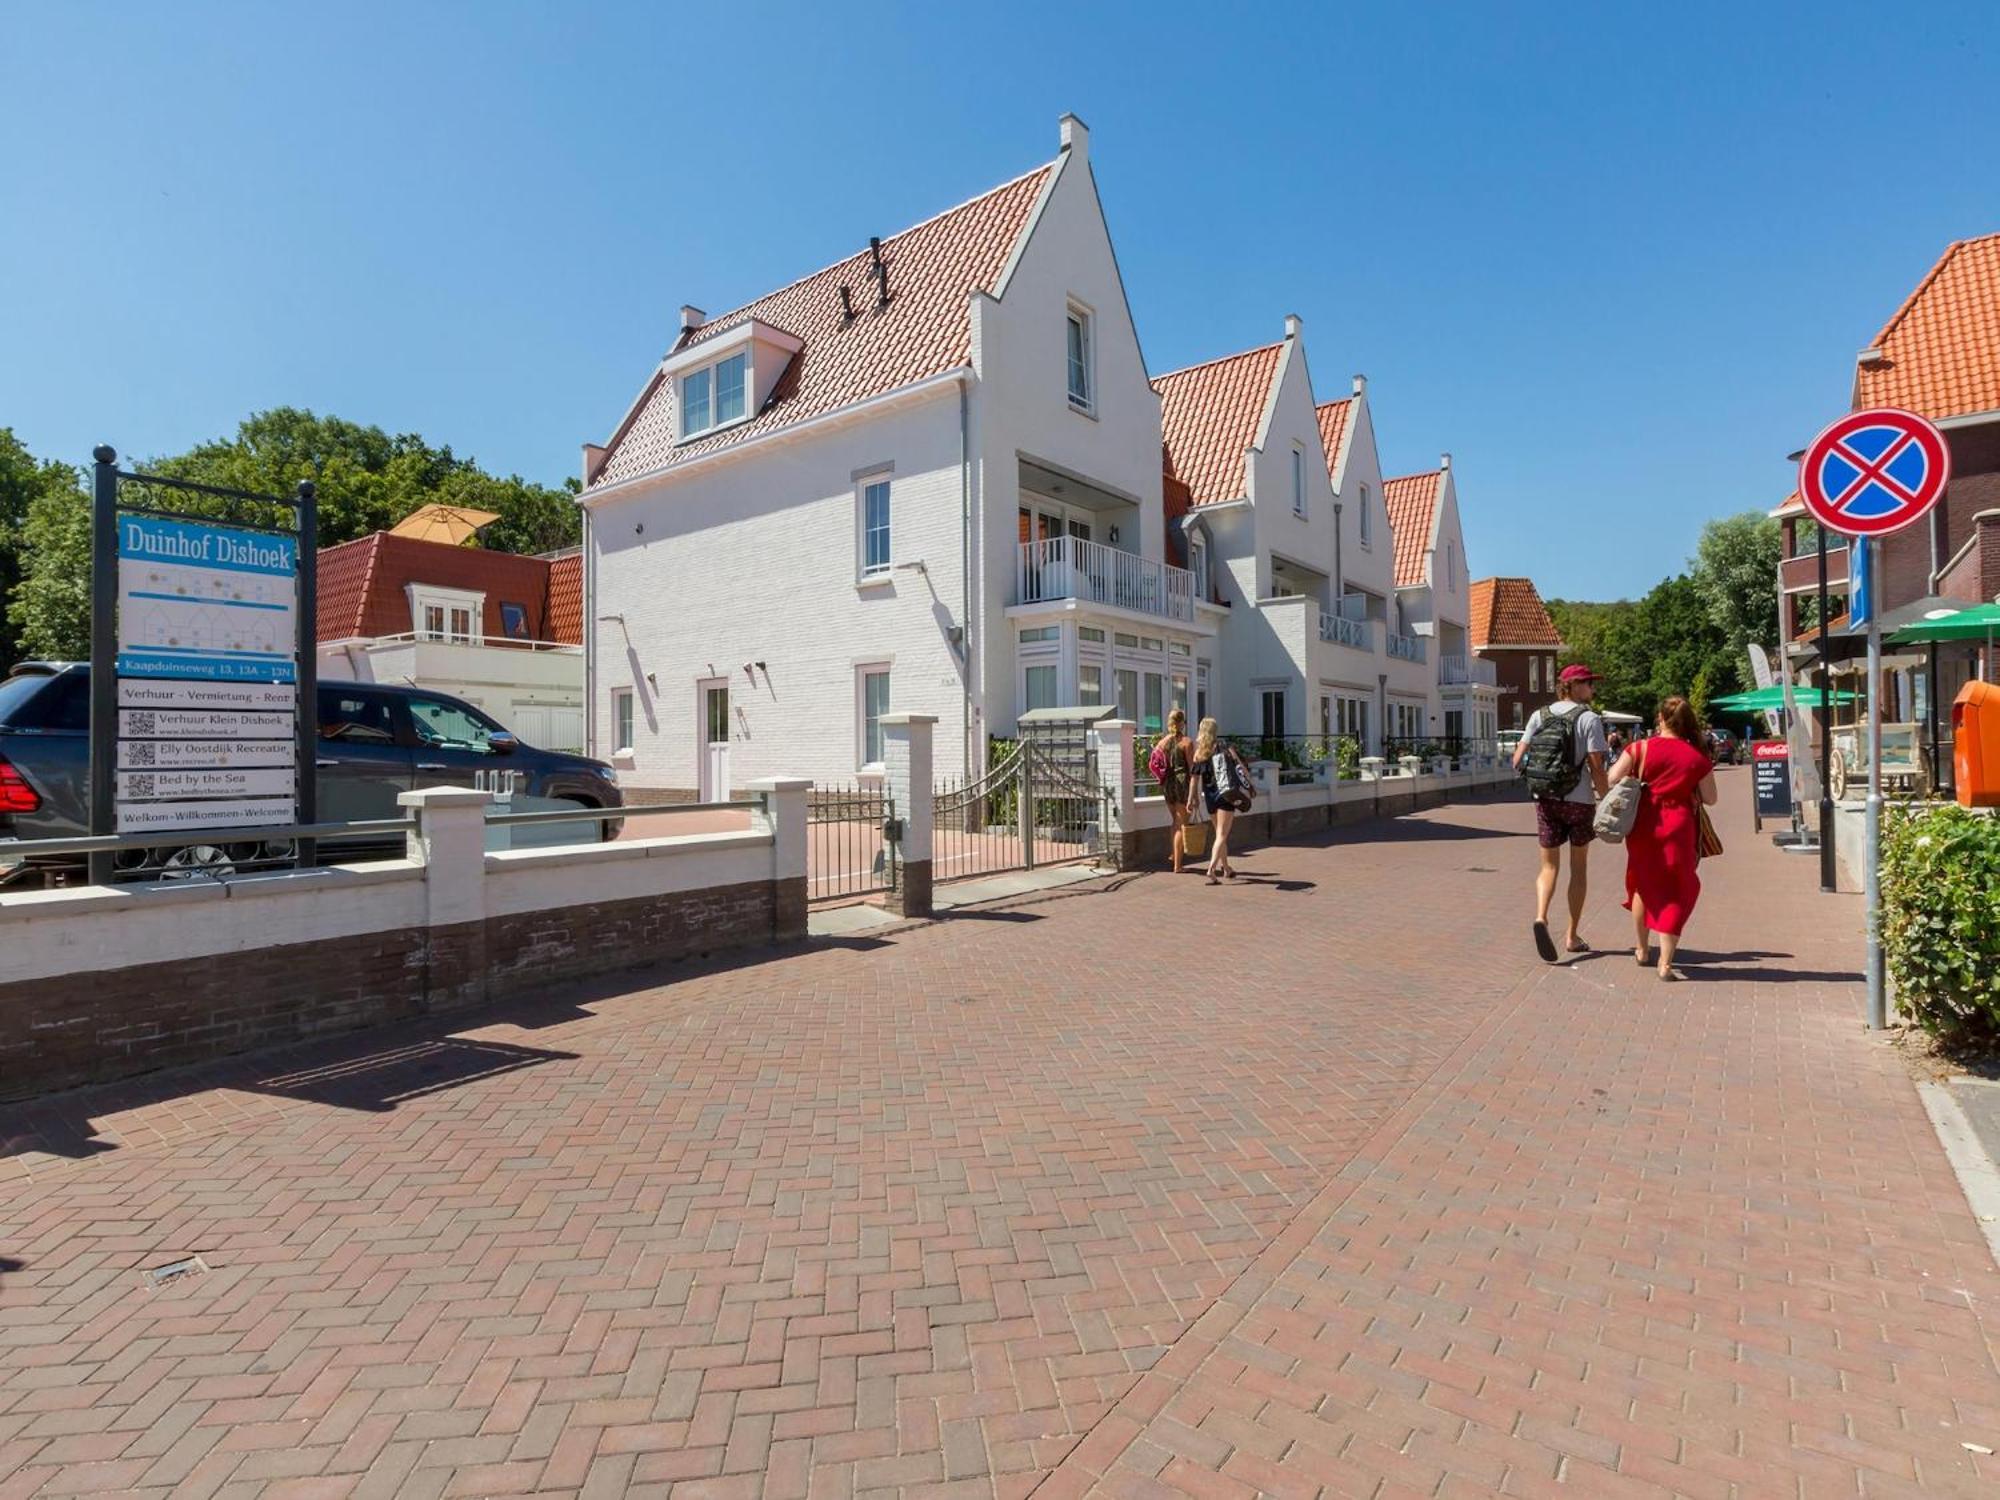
top-left (0, 664), bottom-right (621, 880)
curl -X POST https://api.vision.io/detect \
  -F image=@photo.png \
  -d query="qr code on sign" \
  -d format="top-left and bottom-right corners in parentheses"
top-left (126, 773), bottom-right (156, 798)
top-left (128, 712), bottom-right (156, 735)
top-left (125, 741), bottom-right (157, 767)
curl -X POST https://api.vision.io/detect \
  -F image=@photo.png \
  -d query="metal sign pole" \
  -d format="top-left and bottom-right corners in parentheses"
top-left (1816, 527), bottom-right (1835, 892)
top-left (1864, 537), bottom-right (1886, 1030)
top-left (294, 481), bottom-right (319, 871)
top-left (88, 446), bottom-right (120, 887)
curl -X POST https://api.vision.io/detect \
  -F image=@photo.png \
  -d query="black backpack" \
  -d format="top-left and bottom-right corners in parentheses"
top-left (1521, 709), bottom-right (1584, 801)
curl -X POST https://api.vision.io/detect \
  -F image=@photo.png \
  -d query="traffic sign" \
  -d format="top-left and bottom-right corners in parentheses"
top-left (1798, 407), bottom-right (1950, 538)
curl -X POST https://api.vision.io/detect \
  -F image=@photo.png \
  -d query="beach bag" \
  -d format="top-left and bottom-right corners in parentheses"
top-left (1215, 749), bottom-right (1254, 812)
top-left (1697, 803), bottom-right (1724, 860)
top-left (1521, 708), bottom-right (1583, 800)
top-left (1592, 742), bottom-right (1646, 844)
top-left (1182, 819), bottom-right (1208, 858)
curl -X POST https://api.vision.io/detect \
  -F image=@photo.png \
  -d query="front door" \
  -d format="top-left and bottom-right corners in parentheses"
top-left (698, 679), bottom-right (730, 801)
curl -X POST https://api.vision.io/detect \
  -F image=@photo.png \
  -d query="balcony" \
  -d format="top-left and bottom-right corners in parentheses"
top-left (1439, 654), bottom-right (1497, 686)
top-left (1780, 547), bottom-right (1849, 594)
top-left (1318, 611), bottom-right (1374, 652)
top-left (1015, 536), bottom-right (1195, 624)
top-left (1387, 631), bottom-right (1427, 664)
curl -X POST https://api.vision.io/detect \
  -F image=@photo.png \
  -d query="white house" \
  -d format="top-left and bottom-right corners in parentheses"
top-left (1382, 460), bottom-right (1501, 749)
top-left (576, 116), bottom-right (1210, 797)
top-left (1155, 319), bottom-right (1404, 753)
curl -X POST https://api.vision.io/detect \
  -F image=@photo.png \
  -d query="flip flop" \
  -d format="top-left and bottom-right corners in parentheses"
top-left (1533, 921), bottom-right (1559, 963)
top-left (1565, 939), bottom-right (1590, 954)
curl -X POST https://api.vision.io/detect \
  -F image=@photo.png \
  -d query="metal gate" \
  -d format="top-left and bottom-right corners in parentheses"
top-left (933, 709), bottom-right (1117, 885)
top-left (807, 782), bottom-right (898, 901)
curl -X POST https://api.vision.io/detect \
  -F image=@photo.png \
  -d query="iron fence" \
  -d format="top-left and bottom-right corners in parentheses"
top-left (934, 744), bottom-right (1026, 883)
top-left (806, 783), bottom-right (898, 901)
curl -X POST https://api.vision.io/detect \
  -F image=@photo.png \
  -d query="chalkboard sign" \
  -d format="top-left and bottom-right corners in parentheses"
top-left (1752, 740), bottom-right (1792, 822)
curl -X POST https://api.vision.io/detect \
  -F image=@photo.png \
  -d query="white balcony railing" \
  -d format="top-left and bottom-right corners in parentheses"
top-left (1387, 631), bottom-right (1427, 664)
top-left (1319, 611), bottom-right (1374, 651)
top-left (1439, 654), bottom-right (1496, 686)
top-left (1015, 536), bottom-right (1195, 624)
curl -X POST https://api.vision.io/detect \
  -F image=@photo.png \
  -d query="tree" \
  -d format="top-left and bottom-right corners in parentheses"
top-left (0, 431), bottom-right (88, 665)
top-left (147, 408), bottom-right (581, 553)
top-left (1691, 511), bottom-right (1781, 678)
top-left (1551, 575), bottom-right (1738, 726)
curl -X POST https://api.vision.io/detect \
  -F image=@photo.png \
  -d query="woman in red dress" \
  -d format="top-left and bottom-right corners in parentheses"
top-left (1606, 695), bottom-right (1718, 981)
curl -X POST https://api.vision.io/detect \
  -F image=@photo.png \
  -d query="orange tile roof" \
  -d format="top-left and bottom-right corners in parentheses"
top-left (1381, 469), bottom-right (1442, 589)
top-left (1153, 344), bottom-right (1283, 508)
top-left (1469, 576), bottom-right (1561, 649)
top-left (545, 551), bottom-right (582, 645)
top-left (1854, 233), bottom-right (2000, 420)
top-left (1314, 398), bottom-right (1353, 480)
top-left (591, 163), bottom-right (1055, 488)
top-left (1771, 490), bottom-right (1803, 518)
top-left (316, 532), bottom-right (570, 644)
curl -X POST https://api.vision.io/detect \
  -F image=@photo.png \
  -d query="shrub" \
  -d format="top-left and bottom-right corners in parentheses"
top-left (1881, 804), bottom-right (2000, 1042)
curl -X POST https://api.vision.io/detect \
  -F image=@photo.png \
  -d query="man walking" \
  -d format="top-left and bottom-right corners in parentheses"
top-left (1512, 663), bottom-right (1611, 962)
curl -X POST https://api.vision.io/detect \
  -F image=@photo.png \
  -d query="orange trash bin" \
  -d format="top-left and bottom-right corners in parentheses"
top-left (1954, 680), bottom-right (2000, 808)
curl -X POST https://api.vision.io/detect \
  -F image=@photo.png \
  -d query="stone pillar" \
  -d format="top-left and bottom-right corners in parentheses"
top-left (747, 777), bottom-right (811, 941)
top-left (880, 714), bottom-right (935, 918)
top-left (399, 785), bottom-right (493, 1009)
top-left (1090, 718), bottom-right (1136, 868)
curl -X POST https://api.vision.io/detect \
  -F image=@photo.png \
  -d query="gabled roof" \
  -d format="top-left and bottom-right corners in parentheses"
top-left (1314, 398), bottom-right (1354, 481)
top-left (1469, 576), bottom-right (1561, 649)
top-left (1854, 233), bottom-right (2000, 420)
top-left (316, 532), bottom-right (581, 645)
top-left (589, 162), bottom-right (1057, 489)
top-left (1153, 343), bottom-right (1284, 508)
top-left (1382, 469), bottom-right (1443, 589)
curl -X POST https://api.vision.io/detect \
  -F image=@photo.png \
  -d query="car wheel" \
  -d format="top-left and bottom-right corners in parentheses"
top-left (157, 843), bottom-right (238, 880)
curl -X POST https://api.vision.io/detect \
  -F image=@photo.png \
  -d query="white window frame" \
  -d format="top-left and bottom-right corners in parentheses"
top-left (1065, 300), bottom-right (1095, 414)
top-left (678, 348), bottom-right (749, 440)
top-left (1358, 483), bottom-right (1372, 548)
top-left (857, 473), bottom-right (892, 581)
top-left (1188, 530), bottom-right (1208, 597)
top-left (611, 688), bottom-right (635, 753)
top-left (407, 583), bottom-right (486, 644)
top-left (1292, 448), bottom-right (1306, 518)
top-left (857, 663), bottom-right (891, 769)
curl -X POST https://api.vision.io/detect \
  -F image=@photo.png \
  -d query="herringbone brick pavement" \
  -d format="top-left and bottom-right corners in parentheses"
top-left (0, 772), bottom-right (1994, 1497)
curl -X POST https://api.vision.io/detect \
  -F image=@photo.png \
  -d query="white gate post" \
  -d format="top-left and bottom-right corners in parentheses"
top-left (747, 777), bottom-right (811, 940)
top-left (1090, 718), bottom-right (1136, 867)
top-left (880, 714), bottom-right (934, 918)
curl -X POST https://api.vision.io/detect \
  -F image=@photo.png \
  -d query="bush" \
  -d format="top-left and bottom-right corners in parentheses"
top-left (1882, 804), bottom-right (2000, 1041)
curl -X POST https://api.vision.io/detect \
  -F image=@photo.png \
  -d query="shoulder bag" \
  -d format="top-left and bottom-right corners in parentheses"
top-left (1696, 802), bottom-right (1724, 860)
top-left (1592, 740), bottom-right (1645, 843)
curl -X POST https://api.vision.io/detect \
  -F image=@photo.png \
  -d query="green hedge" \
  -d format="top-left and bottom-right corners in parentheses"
top-left (1882, 804), bottom-right (2000, 1041)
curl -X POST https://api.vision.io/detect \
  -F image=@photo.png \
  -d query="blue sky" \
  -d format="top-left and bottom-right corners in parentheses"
top-left (4, 1), bottom-right (1995, 599)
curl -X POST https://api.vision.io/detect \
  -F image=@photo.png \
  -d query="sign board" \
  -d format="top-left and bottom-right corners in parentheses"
top-left (1753, 739), bottom-right (1793, 820)
top-left (111, 512), bottom-right (303, 836)
top-left (115, 797), bottom-right (299, 834)
top-left (117, 516), bottom-right (298, 684)
top-left (1797, 407), bottom-right (1950, 539)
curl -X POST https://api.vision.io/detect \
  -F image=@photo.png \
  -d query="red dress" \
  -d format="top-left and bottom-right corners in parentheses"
top-left (1622, 736), bottom-right (1712, 937)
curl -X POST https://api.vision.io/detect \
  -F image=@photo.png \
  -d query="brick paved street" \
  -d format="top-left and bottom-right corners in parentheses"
top-left (3, 771), bottom-right (1998, 1497)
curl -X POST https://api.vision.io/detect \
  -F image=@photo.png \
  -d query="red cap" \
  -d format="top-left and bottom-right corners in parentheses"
top-left (1558, 664), bottom-right (1600, 684)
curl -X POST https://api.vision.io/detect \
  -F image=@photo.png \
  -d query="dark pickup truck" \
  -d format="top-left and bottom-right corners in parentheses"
top-left (0, 663), bottom-right (621, 880)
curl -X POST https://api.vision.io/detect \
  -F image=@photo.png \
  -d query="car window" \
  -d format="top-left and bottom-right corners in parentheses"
top-left (0, 671), bottom-right (88, 731)
top-left (407, 695), bottom-right (498, 755)
top-left (318, 689), bottom-right (398, 744)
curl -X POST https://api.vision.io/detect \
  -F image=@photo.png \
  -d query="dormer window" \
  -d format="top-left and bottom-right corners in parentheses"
top-left (1188, 529), bottom-right (1209, 599)
top-left (1066, 302), bottom-right (1094, 412)
top-left (680, 350), bottom-right (747, 439)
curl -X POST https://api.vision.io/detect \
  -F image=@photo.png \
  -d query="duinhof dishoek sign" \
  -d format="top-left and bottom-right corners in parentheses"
top-left (114, 516), bottom-right (300, 833)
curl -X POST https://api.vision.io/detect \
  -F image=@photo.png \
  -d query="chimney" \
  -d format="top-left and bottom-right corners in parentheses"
top-left (679, 305), bottom-right (706, 332)
top-left (1059, 113), bottom-right (1089, 163)
top-left (1284, 313), bottom-right (1303, 341)
top-left (1352, 373), bottom-right (1367, 396)
top-left (1440, 452), bottom-right (1452, 471)
top-left (581, 442), bottom-right (608, 487)
top-left (868, 237), bottom-right (890, 308)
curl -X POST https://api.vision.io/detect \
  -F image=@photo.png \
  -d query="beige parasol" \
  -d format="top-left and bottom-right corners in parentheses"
top-left (389, 503), bottom-right (500, 545)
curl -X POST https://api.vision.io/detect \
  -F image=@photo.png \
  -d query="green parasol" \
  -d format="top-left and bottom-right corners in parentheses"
top-left (1706, 685), bottom-right (1857, 713)
top-left (1885, 601), bottom-right (2000, 645)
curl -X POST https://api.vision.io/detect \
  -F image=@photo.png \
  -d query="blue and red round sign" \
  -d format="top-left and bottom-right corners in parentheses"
top-left (1798, 407), bottom-right (1950, 538)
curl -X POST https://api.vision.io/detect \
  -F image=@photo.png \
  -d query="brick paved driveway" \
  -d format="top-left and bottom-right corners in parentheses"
top-left (2, 772), bottom-right (1997, 1497)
